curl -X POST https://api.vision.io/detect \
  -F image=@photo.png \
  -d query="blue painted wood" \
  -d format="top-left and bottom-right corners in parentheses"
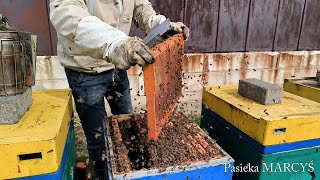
top-left (202, 108), bottom-right (320, 154)
top-left (16, 122), bottom-right (75, 180)
top-left (132, 163), bottom-right (234, 180)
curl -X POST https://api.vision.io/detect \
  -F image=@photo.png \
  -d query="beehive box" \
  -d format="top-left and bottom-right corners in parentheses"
top-left (16, 122), bottom-right (76, 180)
top-left (0, 90), bottom-right (73, 179)
top-left (201, 108), bottom-right (320, 154)
top-left (105, 113), bottom-right (234, 180)
top-left (203, 86), bottom-right (320, 146)
top-left (201, 108), bottom-right (320, 180)
top-left (284, 78), bottom-right (320, 103)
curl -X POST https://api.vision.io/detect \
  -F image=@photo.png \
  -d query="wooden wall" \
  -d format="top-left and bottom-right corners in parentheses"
top-left (0, 0), bottom-right (319, 55)
top-left (152, 0), bottom-right (319, 53)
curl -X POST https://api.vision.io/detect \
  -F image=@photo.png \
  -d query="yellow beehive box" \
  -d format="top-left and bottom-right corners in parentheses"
top-left (284, 78), bottom-right (320, 103)
top-left (0, 90), bottom-right (73, 179)
top-left (203, 86), bottom-right (320, 146)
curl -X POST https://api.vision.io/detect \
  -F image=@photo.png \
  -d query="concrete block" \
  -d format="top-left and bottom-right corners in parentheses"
top-left (0, 87), bottom-right (32, 124)
top-left (238, 78), bottom-right (283, 105)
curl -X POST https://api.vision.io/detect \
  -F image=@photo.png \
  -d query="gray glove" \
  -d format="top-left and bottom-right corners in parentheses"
top-left (170, 22), bottom-right (190, 40)
top-left (107, 37), bottom-right (155, 70)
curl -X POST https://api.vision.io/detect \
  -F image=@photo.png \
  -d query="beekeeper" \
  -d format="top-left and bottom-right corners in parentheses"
top-left (49, 0), bottom-right (189, 178)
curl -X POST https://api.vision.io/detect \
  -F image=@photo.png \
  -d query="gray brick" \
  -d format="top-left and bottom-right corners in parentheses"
top-left (0, 87), bottom-right (32, 124)
top-left (238, 79), bottom-right (283, 105)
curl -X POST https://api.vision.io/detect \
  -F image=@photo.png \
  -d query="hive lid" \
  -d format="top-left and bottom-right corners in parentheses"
top-left (204, 86), bottom-right (320, 121)
top-left (284, 77), bottom-right (320, 103)
top-left (203, 86), bottom-right (320, 146)
top-left (0, 90), bottom-right (72, 144)
top-left (286, 77), bottom-right (319, 89)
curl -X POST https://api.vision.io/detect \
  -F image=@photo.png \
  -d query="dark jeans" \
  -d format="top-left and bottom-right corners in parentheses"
top-left (65, 68), bottom-right (133, 179)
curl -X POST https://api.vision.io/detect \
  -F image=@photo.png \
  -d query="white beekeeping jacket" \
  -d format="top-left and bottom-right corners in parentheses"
top-left (49, 0), bottom-right (166, 73)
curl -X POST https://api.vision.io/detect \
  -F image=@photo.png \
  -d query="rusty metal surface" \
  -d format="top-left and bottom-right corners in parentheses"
top-left (0, 0), bottom-right (52, 55)
top-left (0, 32), bottom-right (26, 96)
top-left (19, 32), bottom-right (37, 86)
top-left (143, 34), bottom-right (184, 140)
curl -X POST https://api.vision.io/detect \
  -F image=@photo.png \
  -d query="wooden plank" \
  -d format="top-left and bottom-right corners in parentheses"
top-left (274, 0), bottom-right (305, 51)
top-left (246, 0), bottom-right (280, 51)
top-left (151, 0), bottom-right (184, 22)
top-left (47, 0), bottom-right (58, 55)
top-left (298, 0), bottom-right (320, 50)
top-left (217, 0), bottom-right (250, 52)
top-left (49, 24), bottom-right (58, 55)
top-left (184, 0), bottom-right (219, 53)
top-left (0, 0), bottom-right (53, 55)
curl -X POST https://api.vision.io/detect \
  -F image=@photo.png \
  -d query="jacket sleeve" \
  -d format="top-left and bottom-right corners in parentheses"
top-left (49, 0), bottom-right (128, 59)
top-left (133, 0), bottom-right (167, 34)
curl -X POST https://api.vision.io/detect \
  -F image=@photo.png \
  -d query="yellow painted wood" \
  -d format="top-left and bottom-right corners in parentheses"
top-left (203, 86), bottom-right (320, 146)
top-left (0, 90), bottom-right (73, 179)
top-left (284, 78), bottom-right (320, 103)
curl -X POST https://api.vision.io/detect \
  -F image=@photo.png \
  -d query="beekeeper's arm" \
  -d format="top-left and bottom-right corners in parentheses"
top-left (133, 0), bottom-right (190, 40)
top-left (49, 0), bottom-right (154, 70)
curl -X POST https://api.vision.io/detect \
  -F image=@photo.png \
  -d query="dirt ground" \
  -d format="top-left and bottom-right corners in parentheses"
top-left (109, 111), bottom-right (224, 174)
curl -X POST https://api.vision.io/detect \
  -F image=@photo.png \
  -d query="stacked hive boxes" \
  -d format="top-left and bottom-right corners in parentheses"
top-left (0, 90), bottom-right (75, 180)
top-left (201, 85), bottom-right (320, 179)
top-left (284, 78), bottom-right (320, 103)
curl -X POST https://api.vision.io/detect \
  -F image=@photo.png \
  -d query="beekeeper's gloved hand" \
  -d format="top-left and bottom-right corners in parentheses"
top-left (147, 15), bottom-right (190, 40)
top-left (170, 22), bottom-right (190, 40)
top-left (107, 37), bottom-right (155, 70)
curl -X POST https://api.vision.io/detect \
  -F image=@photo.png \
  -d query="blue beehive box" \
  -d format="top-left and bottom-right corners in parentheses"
top-left (15, 122), bottom-right (76, 180)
